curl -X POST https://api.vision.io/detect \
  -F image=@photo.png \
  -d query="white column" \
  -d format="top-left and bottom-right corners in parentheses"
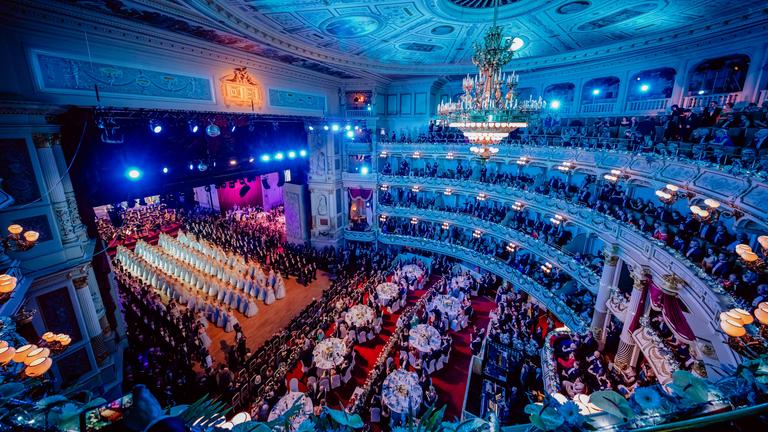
top-left (615, 266), bottom-right (650, 370)
top-left (50, 135), bottom-right (88, 241)
top-left (73, 276), bottom-right (103, 339)
top-left (33, 133), bottom-right (77, 244)
top-left (590, 244), bottom-right (619, 345)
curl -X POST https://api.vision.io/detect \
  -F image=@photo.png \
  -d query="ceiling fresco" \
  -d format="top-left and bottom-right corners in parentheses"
top-left (57, 0), bottom-right (767, 79)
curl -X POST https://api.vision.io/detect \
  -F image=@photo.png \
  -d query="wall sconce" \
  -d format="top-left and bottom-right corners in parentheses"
top-left (0, 332), bottom-right (70, 379)
top-left (735, 243), bottom-right (764, 270)
top-left (3, 224), bottom-right (40, 253)
top-left (411, 186), bottom-right (420, 193)
top-left (379, 151), bottom-right (388, 158)
top-left (0, 274), bottom-right (17, 303)
top-left (442, 222), bottom-right (450, 230)
top-left (380, 184), bottom-right (389, 191)
top-left (512, 201), bottom-right (524, 211)
top-left (690, 198), bottom-right (721, 223)
top-left (557, 162), bottom-right (574, 172)
top-left (516, 156), bottom-right (529, 166)
top-left (719, 306), bottom-right (768, 357)
top-left (550, 215), bottom-right (565, 225)
top-left (472, 229), bottom-right (482, 238)
top-left (446, 152), bottom-right (455, 160)
top-left (476, 193), bottom-right (487, 201)
top-left (603, 169), bottom-right (626, 182)
top-left (410, 217), bottom-right (418, 225)
top-left (413, 151), bottom-right (421, 159)
top-left (541, 262), bottom-right (554, 274)
top-left (379, 214), bottom-right (388, 223)
top-left (654, 184), bottom-right (691, 205)
top-left (444, 188), bottom-right (453, 196)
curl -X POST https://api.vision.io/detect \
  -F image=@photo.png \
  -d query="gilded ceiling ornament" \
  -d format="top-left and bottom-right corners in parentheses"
top-left (220, 67), bottom-right (263, 110)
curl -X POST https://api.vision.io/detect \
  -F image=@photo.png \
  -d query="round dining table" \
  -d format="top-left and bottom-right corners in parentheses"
top-left (430, 294), bottom-right (463, 321)
top-left (268, 391), bottom-right (313, 430)
top-left (408, 324), bottom-right (442, 353)
top-left (345, 304), bottom-right (375, 327)
top-left (312, 337), bottom-right (346, 370)
top-left (382, 369), bottom-right (422, 415)
top-left (376, 282), bottom-right (400, 305)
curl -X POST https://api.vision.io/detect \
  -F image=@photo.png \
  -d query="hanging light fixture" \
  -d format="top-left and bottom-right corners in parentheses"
top-left (437, 0), bottom-right (543, 156)
top-left (655, 184), bottom-right (682, 205)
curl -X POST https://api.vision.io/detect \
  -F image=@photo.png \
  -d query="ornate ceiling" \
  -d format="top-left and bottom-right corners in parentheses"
top-left (58, 0), bottom-right (768, 79)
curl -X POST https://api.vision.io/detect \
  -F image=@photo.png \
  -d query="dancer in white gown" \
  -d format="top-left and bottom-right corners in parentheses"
top-left (275, 273), bottom-right (286, 299)
top-left (264, 285), bottom-right (276, 305)
top-left (245, 298), bottom-right (259, 317)
top-left (225, 308), bottom-right (238, 333)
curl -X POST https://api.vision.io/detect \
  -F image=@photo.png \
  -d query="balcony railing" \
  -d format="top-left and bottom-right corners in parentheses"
top-left (580, 101), bottom-right (616, 114)
top-left (626, 97), bottom-right (669, 112)
top-left (378, 232), bottom-right (588, 332)
top-left (683, 92), bottom-right (741, 109)
top-left (345, 109), bottom-right (375, 118)
top-left (378, 204), bottom-right (600, 291)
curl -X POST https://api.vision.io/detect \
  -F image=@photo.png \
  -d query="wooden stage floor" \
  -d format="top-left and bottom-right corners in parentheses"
top-left (205, 270), bottom-right (331, 365)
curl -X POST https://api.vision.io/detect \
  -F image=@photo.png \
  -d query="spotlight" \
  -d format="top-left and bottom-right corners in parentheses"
top-left (592, 89), bottom-right (600, 95)
top-left (162, 167), bottom-right (169, 174)
top-left (261, 154), bottom-right (271, 162)
top-left (698, 90), bottom-right (705, 95)
top-left (640, 84), bottom-right (649, 92)
top-left (189, 163), bottom-right (194, 170)
top-left (323, 125), bottom-right (329, 131)
top-left (550, 100), bottom-right (561, 109)
top-left (275, 152), bottom-right (284, 160)
top-left (308, 125), bottom-right (314, 131)
top-left (346, 130), bottom-right (354, 138)
top-left (230, 121), bottom-right (237, 133)
top-left (354, 125), bottom-right (359, 130)
top-left (149, 120), bottom-right (162, 134)
top-left (344, 124), bottom-right (351, 131)
top-left (288, 151), bottom-right (296, 159)
top-left (248, 156), bottom-right (255, 163)
top-left (188, 120), bottom-right (199, 133)
top-left (299, 150), bottom-right (307, 157)
top-left (206, 122), bottom-right (221, 137)
top-left (361, 166), bottom-right (369, 175)
top-left (229, 159), bottom-right (237, 166)
top-left (367, 105), bottom-right (372, 111)
top-left (331, 124), bottom-right (339, 132)
top-left (197, 162), bottom-right (208, 172)
top-left (126, 168), bottom-right (142, 180)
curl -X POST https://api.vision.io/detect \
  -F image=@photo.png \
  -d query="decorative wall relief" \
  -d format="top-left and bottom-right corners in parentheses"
top-left (12, 215), bottom-right (52, 242)
top-left (309, 134), bottom-right (328, 178)
top-left (31, 51), bottom-right (215, 102)
top-left (220, 67), bottom-right (263, 109)
top-left (268, 88), bottom-right (325, 111)
top-left (0, 139), bottom-right (41, 204)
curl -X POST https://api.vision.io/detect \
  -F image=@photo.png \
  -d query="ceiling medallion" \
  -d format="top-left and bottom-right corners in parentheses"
top-left (437, 1), bottom-right (545, 159)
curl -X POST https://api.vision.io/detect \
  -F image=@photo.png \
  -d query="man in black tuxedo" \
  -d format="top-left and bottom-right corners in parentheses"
top-left (701, 101), bottom-right (722, 127)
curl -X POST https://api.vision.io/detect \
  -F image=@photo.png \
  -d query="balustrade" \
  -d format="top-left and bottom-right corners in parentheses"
top-left (626, 98), bottom-right (669, 112)
top-left (683, 92), bottom-right (741, 109)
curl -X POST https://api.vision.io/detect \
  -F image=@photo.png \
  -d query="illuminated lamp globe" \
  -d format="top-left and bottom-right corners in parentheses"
top-left (704, 198), bottom-right (721, 209)
top-left (720, 319), bottom-right (746, 337)
top-left (24, 347), bottom-right (50, 365)
top-left (758, 235), bottom-right (768, 250)
top-left (741, 251), bottom-right (760, 264)
top-left (25, 357), bottom-right (52, 377)
top-left (0, 341), bottom-right (6, 349)
top-left (13, 344), bottom-right (36, 362)
top-left (24, 231), bottom-right (39, 243)
top-left (666, 184), bottom-right (679, 192)
top-left (721, 310), bottom-right (743, 323)
top-left (42, 332), bottom-right (56, 342)
top-left (755, 303), bottom-right (768, 325)
top-left (7, 224), bottom-right (23, 236)
top-left (735, 244), bottom-right (753, 256)
top-left (0, 347), bottom-right (15, 364)
top-left (732, 308), bottom-right (754, 325)
top-left (206, 123), bottom-right (221, 137)
top-left (0, 275), bottom-right (17, 293)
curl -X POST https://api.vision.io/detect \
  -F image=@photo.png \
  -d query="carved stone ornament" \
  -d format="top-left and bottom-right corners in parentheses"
top-left (220, 67), bottom-right (263, 109)
top-left (72, 276), bottom-right (89, 289)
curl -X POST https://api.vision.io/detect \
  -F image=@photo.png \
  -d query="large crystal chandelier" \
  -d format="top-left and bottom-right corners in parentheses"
top-left (437, 1), bottom-right (545, 158)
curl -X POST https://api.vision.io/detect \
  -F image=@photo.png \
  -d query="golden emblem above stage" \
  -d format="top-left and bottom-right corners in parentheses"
top-left (220, 67), bottom-right (263, 110)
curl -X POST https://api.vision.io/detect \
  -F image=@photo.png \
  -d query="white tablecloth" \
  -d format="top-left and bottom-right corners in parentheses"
top-left (382, 369), bottom-right (422, 414)
top-left (376, 282), bottom-right (400, 305)
top-left (431, 295), bottom-right (462, 321)
top-left (402, 264), bottom-right (425, 280)
top-left (408, 324), bottom-right (442, 353)
top-left (268, 391), bottom-right (313, 429)
top-left (313, 338), bottom-right (346, 370)
top-left (345, 305), bottom-right (374, 327)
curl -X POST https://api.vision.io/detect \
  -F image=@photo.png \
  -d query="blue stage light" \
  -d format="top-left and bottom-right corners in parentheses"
top-left (698, 90), bottom-right (705, 95)
top-left (592, 89), bottom-right (600, 95)
top-left (149, 120), bottom-right (162, 134)
top-left (640, 84), bottom-right (649, 92)
top-left (261, 154), bottom-right (271, 162)
top-left (189, 163), bottom-right (194, 170)
top-left (361, 166), bottom-right (369, 175)
top-left (323, 125), bottom-right (329, 131)
top-left (288, 151), bottom-right (296, 159)
top-left (126, 168), bottom-right (142, 180)
top-left (299, 150), bottom-right (307, 157)
top-left (346, 130), bottom-right (354, 138)
top-left (344, 124), bottom-right (351, 131)
top-left (308, 126), bottom-right (314, 131)
top-left (550, 100), bottom-right (561, 109)
top-left (275, 152), bottom-right (285, 160)
top-left (331, 124), bottom-right (340, 132)
top-left (162, 167), bottom-right (169, 174)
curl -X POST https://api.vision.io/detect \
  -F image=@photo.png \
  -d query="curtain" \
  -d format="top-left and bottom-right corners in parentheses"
top-left (348, 188), bottom-right (373, 201)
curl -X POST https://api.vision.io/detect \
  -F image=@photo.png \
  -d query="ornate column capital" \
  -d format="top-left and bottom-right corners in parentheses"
top-left (630, 265), bottom-right (651, 291)
top-left (72, 276), bottom-right (89, 289)
top-left (602, 244), bottom-right (620, 266)
top-left (661, 273), bottom-right (685, 296)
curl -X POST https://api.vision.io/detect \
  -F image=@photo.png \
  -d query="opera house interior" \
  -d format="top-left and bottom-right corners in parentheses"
top-left (2, 0), bottom-right (768, 431)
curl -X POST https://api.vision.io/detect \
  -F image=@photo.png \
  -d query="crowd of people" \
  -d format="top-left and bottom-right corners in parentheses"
top-left (381, 152), bottom-right (763, 307)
